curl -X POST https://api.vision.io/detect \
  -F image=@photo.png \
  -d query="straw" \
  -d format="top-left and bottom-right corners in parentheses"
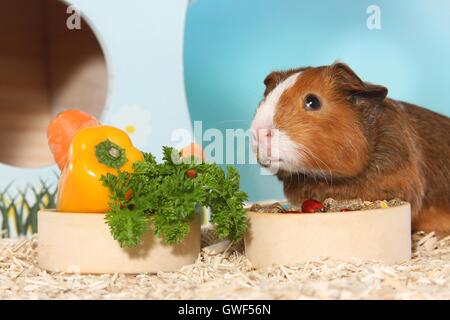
top-left (0, 228), bottom-right (449, 299)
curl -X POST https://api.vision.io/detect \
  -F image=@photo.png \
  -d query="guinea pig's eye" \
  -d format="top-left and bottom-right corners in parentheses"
top-left (304, 94), bottom-right (322, 111)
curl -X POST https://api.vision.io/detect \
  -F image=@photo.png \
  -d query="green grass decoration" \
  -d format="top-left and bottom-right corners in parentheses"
top-left (0, 179), bottom-right (57, 238)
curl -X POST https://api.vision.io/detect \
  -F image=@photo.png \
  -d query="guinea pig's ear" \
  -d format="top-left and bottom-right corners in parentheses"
top-left (263, 71), bottom-right (283, 96)
top-left (331, 62), bottom-right (388, 105)
top-left (351, 83), bottom-right (388, 105)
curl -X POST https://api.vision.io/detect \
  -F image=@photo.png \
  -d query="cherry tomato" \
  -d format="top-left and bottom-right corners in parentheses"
top-left (186, 169), bottom-right (197, 179)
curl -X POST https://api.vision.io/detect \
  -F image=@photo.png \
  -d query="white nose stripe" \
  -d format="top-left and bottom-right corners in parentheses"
top-left (264, 72), bottom-right (301, 111)
top-left (251, 72), bottom-right (301, 132)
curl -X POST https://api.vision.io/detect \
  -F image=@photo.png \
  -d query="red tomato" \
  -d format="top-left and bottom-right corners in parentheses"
top-left (186, 169), bottom-right (197, 179)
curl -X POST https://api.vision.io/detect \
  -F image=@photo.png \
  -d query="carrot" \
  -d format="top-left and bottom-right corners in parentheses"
top-left (47, 109), bottom-right (100, 170)
top-left (180, 143), bottom-right (205, 161)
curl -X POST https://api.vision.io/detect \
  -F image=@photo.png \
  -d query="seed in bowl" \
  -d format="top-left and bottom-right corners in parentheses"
top-left (248, 198), bottom-right (406, 214)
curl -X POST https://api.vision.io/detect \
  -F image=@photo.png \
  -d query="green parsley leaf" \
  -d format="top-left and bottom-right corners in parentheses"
top-left (100, 146), bottom-right (248, 248)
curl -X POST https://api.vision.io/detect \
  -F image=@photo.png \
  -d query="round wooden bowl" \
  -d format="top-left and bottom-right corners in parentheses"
top-left (38, 210), bottom-right (200, 274)
top-left (244, 204), bottom-right (411, 267)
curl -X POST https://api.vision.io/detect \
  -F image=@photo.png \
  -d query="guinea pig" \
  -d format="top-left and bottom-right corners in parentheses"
top-left (251, 62), bottom-right (450, 236)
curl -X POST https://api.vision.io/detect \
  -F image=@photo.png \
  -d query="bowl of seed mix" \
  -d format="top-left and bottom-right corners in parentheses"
top-left (244, 198), bottom-right (411, 267)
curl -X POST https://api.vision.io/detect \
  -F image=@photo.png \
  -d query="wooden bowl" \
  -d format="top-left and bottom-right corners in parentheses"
top-left (38, 210), bottom-right (200, 274)
top-left (244, 204), bottom-right (411, 267)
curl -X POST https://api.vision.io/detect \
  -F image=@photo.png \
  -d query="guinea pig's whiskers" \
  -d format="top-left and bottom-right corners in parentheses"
top-left (295, 148), bottom-right (318, 184)
top-left (298, 145), bottom-right (333, 186)
top-left (216, 119), bottom-right (248, 124)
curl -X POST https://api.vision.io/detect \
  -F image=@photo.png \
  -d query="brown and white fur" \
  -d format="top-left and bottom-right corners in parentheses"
top-left (251, 62), bottom-right (450, 235)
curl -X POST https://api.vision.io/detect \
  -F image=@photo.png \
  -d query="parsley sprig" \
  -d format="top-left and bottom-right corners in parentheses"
top-left (100, 147), bottom-right (248, 248)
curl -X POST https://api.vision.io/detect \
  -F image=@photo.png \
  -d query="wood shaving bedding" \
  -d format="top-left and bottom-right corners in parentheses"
top-left (0, 227), bottom-right (449, 300)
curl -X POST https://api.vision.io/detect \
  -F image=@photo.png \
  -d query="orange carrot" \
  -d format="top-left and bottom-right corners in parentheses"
top-left (180, 143), bottom-right (205, 161)
top-left (47, 109), bottom-right (100, 170)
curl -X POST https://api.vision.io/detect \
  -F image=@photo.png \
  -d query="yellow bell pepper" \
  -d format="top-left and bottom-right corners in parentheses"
top-left (57, 125), bottom-right (144, 213)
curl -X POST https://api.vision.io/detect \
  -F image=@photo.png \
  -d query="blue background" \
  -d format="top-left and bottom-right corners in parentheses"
top-left (184, 0), bottom-right (450, 202)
